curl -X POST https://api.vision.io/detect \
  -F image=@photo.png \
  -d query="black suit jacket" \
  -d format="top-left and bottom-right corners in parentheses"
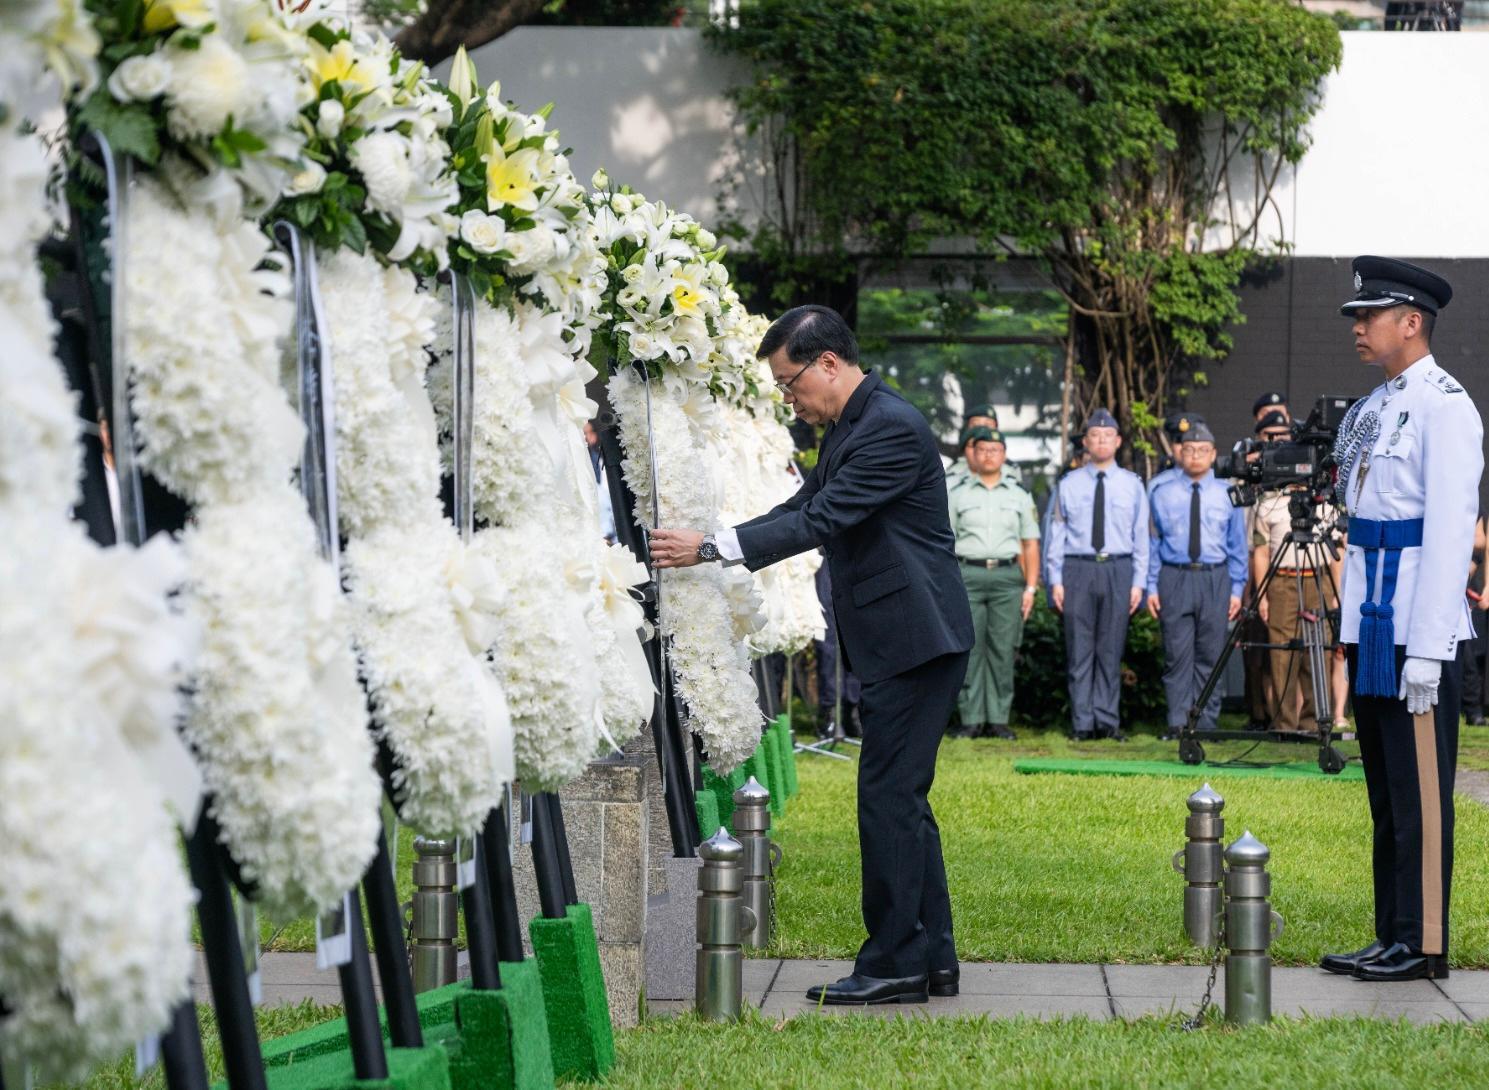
top-left (734, 372), bottom-right (973, 683)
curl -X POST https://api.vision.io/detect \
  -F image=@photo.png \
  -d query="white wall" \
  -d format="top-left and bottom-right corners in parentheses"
top-left (1284, 31), bottom-right (1489, 257)
top-left (455, 28), bottom-right (750, 226)
top-left (457, 28), bottom-right (1489, 258)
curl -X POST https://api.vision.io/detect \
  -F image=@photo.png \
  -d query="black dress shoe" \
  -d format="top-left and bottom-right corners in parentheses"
top-left (1106, 728), bottom-right (1130, 743)
top-left (1467, 713), bottom-right (1487, 727)
top-left (987, 723), bottom-right (1016, 740)
top-left (805, 972), bottom-right (929, 1005)
top-left (1320, 939), bottom-right (1388, 976)
top-left (1352, 942), bottom-right (1449, 982)
top-left (929, 966), bottom-right (960, 997)
top-left (1071, 732), bottom-right (1094, 742)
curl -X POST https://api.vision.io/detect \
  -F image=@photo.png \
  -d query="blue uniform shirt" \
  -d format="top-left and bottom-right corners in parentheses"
top-left (1146, 470), bottom-right (1247, 598)
top-left (1045, 463), bottom-right (1149, 590)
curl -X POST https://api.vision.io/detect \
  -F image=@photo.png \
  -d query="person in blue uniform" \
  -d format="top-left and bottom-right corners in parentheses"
top-left (1321, 256), bottom-right (1483, 983)
top-left (1045, 409), bottom-right (1149, 741)
top-left (1145, 420), bottom-right (1247, 737)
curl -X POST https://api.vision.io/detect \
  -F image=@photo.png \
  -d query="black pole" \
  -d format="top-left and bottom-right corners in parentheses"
top-left (529, 792), bottom-right (569, 919)
top-left (185, 815), bottom-right (267, 1090)
top-left (361, 829), bottom-right (422, 1048)
top-left (159, 1000), bottom-right (209, 1090)
top-left (599, 423), bottom-right (698, 856)
top-left (461, 836), bottom-right (503, 990)
top-left (334, 890), bottom-right (387, 1080)
top-left (544, 794), bottom-right (580, 906)
top-left (482, 804), bottom-right (526, 963)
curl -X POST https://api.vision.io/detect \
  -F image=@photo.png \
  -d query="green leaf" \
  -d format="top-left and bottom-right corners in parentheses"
top-left (75, 92), bottom-right (161, 166)
top-left (308, 21), bottom-right (342, 51)
top-left (338, 214), bottom-right (367, 254)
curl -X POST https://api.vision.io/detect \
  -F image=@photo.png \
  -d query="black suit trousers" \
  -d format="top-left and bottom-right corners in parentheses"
top-left (1349, 645), bottom-right (1460, 956)
top-left (853, 649), bottom-right (969, 979)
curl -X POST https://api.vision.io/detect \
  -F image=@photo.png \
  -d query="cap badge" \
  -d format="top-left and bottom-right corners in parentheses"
top-left (1354, 271), bottom-right (1363, 291)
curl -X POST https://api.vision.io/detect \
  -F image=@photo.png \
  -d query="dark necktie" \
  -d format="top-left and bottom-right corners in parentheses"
top-left (1189, 483), bottom-right (1202, 562)
top-left (1092, 471), bottom-right (1106, 552)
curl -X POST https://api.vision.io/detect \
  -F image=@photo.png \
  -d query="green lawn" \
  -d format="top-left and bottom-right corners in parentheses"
top-left (769, 728), bottom-right (1489, 967)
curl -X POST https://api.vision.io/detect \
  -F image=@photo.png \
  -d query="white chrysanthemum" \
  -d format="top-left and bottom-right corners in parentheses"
top-left (473, 523), bottom-right (601, 791)
top-left (607, 368), bottom-right (762, 771)
top-left (318, 248), bottom-right (442, 536)
top-left (350, 129), bottom-right (414, 214)
top-left (343, 522), bottom-right (510, 837)
top-left (164, 34), bottom-right (255, 139)
top-left (124, 177), bottom-right (302, 506)
top-left (182, 487), bottom-right (382, 919)
top-left (320, 253), bottom-right (514, 832)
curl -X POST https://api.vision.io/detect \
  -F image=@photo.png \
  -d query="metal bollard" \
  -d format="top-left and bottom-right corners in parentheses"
top-left (410, 837), bottom-right (459, 992)
top-left (1223, 830), bottom-right (1283, 1025)
top-left (733, 777), bottom-right (772, 949)
top-left (1172, 783), bottom-right (1225, 947)
top-left (695, 827), bottom-right (757, 1022)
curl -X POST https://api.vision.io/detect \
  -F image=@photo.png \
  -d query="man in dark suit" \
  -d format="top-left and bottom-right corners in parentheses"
top-left (651, 305), bottom-right (973, 1005)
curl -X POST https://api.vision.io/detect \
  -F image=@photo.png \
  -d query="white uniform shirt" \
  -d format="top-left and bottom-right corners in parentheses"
top-left (1338, 354), bottom-right (1483, 659)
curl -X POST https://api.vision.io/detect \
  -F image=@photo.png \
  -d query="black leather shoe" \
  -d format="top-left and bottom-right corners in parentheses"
top-left (1071, 732), bottom-right (1094, 742)
top-left (987, 724), bottom-right (1017, 740)
top-left (1352, 942), bottom-right (1449, 982)
top-left (1106, 728), bottom-right (1130, 743)
top-left (806, 973), bottom-right (929, 1005)
top-left (1320, 940), bottom-right (1388, 976)
top-left (929, 967), bottom-right (959, 997)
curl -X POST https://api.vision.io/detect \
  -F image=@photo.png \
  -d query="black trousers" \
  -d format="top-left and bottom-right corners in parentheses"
top-left (853, 649), bottom-right (969, 979)
top-left (1348, 645), bottom-right (1460, 956)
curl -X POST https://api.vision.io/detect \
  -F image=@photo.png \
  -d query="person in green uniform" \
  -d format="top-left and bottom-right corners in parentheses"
top-left (946, 404), bottom-right (999, 487)
top-left (948, 426), bottom-right (1041, 739)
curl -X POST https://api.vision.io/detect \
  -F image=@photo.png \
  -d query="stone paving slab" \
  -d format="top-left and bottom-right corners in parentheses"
top-left (189, 952), bottom-right (1489, 1025)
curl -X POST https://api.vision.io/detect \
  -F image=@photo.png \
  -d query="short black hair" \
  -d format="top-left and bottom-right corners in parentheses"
top-left (756, 305), bottom-right (859, 365)
top-left (1407, 305), bottom-right (1436, 343)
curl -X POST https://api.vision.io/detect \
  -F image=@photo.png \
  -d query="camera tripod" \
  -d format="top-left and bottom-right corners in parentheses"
top-left (1175, 489), bottom-right (1350, 775)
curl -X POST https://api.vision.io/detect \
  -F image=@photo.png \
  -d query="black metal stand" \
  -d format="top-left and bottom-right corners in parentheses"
top-left (529, 792), bottom-right (569, 919)
top-left (544, 793), bottom-right (580, 906)
top-left (362, 828), bottom-right (423, 1048)
top-left (1177, 491), bottom-right (1348, 775)
top-left (335, 891), bottom-right (388, 1080)
top-left (159, 999), bottom-right (209, 1090)
top-left (462, 836), bottom-right (503, 990)
top-left (598, 423), bottom-right (698, 856)
top-left (186, 815), bottom-right (267, 1090)
top-left (483, 803), bottom-right (527, 962)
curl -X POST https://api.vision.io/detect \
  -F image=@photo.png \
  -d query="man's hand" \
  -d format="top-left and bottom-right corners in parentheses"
top-left (649, 528), bottom-right (706, 568)
top-left (1146, 592), bottom-right (1161, 620)
top-left (1227, 595), bottom-right (1242, 622)
top-left (1051, 585), bottom-right (1065, 612)
top-left (1399, 657), bottom-right (1442, 715)
top-left (1257, 594), bottom-right (1269, 623)
top-left (1021, 587), bottom-right (1036, 620)
top-left (1128, 586), bottom-right (1142, 616)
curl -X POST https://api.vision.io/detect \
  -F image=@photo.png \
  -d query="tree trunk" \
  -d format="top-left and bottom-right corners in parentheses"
top-left (395, 0), bottom-right (548, 66)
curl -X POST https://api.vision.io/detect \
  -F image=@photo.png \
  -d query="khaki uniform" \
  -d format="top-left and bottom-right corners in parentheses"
top-left (948, 472), bottom-right (1039, 727)
top-left (1252, 491), bottom-right (1337, 731)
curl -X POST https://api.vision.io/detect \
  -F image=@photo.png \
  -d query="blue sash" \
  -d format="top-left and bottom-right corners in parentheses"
top-left (1348, 517), bottom-right (1424, 697)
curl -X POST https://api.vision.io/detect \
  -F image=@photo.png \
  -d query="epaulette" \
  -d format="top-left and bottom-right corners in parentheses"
top-left (1428, 369), bottom-right (1465, 395)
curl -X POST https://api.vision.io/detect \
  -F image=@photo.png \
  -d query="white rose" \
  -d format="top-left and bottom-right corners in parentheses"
top-left (284, 160), bottom-right (326, 196)
top-left (164, 36), bottom-right (253, 140)
top-left (460, 209), bottom-right (507, 255)
top-left (108, 52), bottom-right (170, 102)
top-left (630, 332), bottom-right (657, 359)
top-left (348, 131), bottom-right (412, 215)
top-left (609, 193), bottom-right (630, 215)
top-left (621, 263), bottom-right (644, 285)
top-left (509, 226), bottom-right (557, 272)
top-left (316, 100), bottom-right (344, 140)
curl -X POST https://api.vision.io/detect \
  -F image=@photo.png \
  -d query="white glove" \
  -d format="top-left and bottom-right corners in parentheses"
top-left (1398, 657), bottom-right (1442, 715)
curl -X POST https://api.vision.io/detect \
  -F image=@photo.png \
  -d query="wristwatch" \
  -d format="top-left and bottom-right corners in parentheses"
top-left (697, 534), bottom-right (720, 562)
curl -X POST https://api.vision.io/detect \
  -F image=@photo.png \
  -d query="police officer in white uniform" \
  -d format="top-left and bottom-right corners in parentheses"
top-left (1321, 256), bottom-right (1483, 983)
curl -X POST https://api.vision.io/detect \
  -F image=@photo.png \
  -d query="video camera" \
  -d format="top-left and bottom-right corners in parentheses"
top-left (1215, 394), bottom-right (1356, 508)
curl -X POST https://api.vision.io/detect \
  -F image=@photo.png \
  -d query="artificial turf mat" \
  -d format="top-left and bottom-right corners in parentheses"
top-left (213, 1042), bottom-right (449, 1090)
top-left (694, 791), bottom-right (720, 843)
top-left (1013, 757), bottom-right (1365, 782)
top-left (445, 961), bottom-right (554, 1090)
top-left (529, 904), bottom-right (614, 1081)
top-left (771, 715), bottom-right (799, 800)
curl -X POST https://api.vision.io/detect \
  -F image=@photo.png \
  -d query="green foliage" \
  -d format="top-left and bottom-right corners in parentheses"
top-left (710, 0), bottom-right (1342, 459)
top-left (533, 0), bottom-right (682, 25)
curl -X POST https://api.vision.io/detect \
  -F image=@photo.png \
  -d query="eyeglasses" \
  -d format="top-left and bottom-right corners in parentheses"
top-left (774, 355), bottom-right (821, 394)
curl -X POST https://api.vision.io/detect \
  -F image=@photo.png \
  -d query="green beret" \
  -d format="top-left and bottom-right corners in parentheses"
top-left (963, 403), bottom-right (997, 423)
top-left (963, 425), bottom-right (998, 446)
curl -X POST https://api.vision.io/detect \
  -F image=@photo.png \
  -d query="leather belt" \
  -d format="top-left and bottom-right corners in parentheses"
top-left (1163, 561), bottom-right (1224, 571)
top-left (960, 557), bottom-right (1018, 569)
top-left (1275, 568), bottom-right (1315, 576)
top-left (1067, 553), bottom-right (1131, 564)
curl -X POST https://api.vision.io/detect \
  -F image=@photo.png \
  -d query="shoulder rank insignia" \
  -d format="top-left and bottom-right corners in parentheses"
top-left (1435, 373), bottom-right (1464, 394)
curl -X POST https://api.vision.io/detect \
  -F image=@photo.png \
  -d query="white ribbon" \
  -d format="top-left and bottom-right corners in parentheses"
top-left (596, 540), bottom-right (657, 716)
top-left (444, 540), bottom-right (505, 656)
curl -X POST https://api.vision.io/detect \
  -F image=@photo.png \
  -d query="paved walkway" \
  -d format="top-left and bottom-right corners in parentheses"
top-left (211, 954), bottom-right (1489, 1025)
